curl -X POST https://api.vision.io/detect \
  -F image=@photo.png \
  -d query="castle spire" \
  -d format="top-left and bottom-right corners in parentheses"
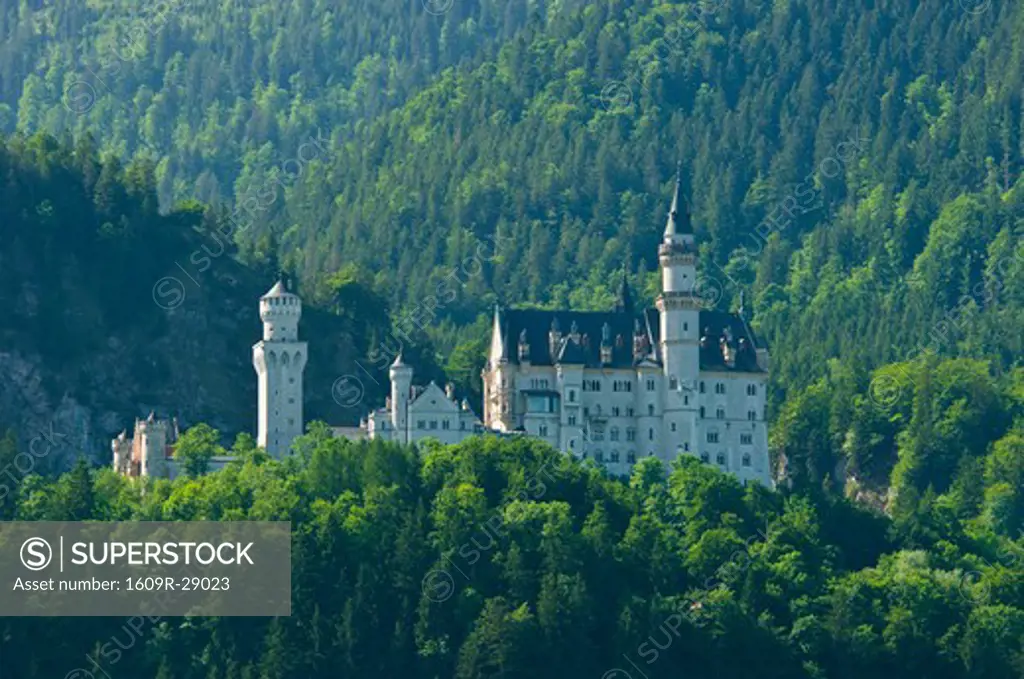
top-left (664, 161), bottom-right (692, 238)
top-left (614, 270), bottom-right (635, 314)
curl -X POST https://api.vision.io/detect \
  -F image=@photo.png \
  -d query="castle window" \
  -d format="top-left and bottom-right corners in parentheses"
top-left (648, 404), bottom-right (655, 416)
top-left (699, 406), bottom-right (705, 418)
top-left (569, 390), bottom-right (576, 402)
top-left (612, 407), bottom-right (620, 417)
top-left (417, 420), bottom-right (426, 429)
top-left (460, 421), bottom-right (466, 430)
top-left (595, 451), bottom-right (604, 463)
top-left (611, 451), bottom-right (620, 463)
top-left (626, 428), bottom-right (636, 442)
top-left (442, 420), bottom-right (450, 430)
top-left (716, 453), bottom-right (727, 466)
top-left (700, 452), bottom-right (710, 463)
top-left (715, 382), bottom-right (726, 394)
top-left (747, 384), bottom-right (757, 396)
top-left (669, 376), bottom-right (678, 390)
top-left (568, 415), bottom-right (577, 426)
top-left (648, 428), bottom-right (654, 441)
top-left (671, 422), bottom-right (677, 432)
top-left (740, 433), bottom-right (753, 445)
top-left (707, 432), bottom-right (719, 443)
top-left (610, 427), bottom-right (620, 441)
top-left (288, 398), bottom-right (295, 404)
top-left (626, 407), bottom-right (635, 417)
top-left (429, 420), bottom-right (438, 430)
top-left (684, 395), bottom-right (690, 406)
top-left (684, 442), bottom-right (690, 451)
top-left (747, 410), bottom-right (757, 421)
top-left (627, 451), bottom-right (636, 463)
top-left (539, 424), bottom-right (549, 436)
top-left (683, 322), bottom-right (689, 332)
top-left (289, 378), bottom-right (295, 384)
top-left (699, 381), bottom-right (705, 393)
top-left (716, 408), bottom-right (725, 419)
top-left (742, 454), bottom-right (752, 467)
top-left (646, 379), bottom-right (656, 391)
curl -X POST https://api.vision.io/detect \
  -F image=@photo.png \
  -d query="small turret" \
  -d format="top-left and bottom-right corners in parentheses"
top-left (518, 328), bottom-right (530, 363)
top-left (548, 317), bottom-right (562, 361)
top-left (600, 322), bottom-right (613, 365)
top-left (389, 352), bottom-right (414, 443)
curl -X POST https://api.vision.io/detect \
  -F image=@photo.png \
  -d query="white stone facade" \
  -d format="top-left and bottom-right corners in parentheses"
top-left (364, 356), bottom-right (484, 445)
top-left (479, 174), bottom-right (773, 485)
top-left (113, 173), bottom-right (771, 486)
top-left (252, 280), bottom-right (308, 458)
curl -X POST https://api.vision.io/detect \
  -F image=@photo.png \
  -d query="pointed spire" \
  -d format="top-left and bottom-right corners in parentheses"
top-left (614, 271), bottom-right (635, 314)
top-left (664, 161), bottom-right (692, 238)
top-left (391, 351), bottom-right (405, 368)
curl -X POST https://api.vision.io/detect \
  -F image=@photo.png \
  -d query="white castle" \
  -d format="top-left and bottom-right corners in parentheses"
top-left (367, 172), bottom-right (772, 485)
top-left (115, 171), bottom-right (772, 486)
top-left (113, 280), bottom-right (309, 479)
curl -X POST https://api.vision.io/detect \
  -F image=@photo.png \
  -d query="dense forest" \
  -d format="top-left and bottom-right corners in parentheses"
top-left (7, 0), bottom-right (1022, 417)
top-left (0, 134), bottom-right (455, 456)
top-left (1, 422), bottom-right (1022, 678)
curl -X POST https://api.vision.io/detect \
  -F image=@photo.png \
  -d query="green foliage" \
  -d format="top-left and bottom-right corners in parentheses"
top-left (175, 423), bottom-right (225, 478)
top-left (0, 433), bottom-right (1020, 678)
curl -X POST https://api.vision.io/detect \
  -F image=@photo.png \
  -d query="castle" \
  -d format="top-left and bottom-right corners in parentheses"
top-left (112, 280), bottom-right (309, 479)
top-left (364, 172), bottom-right (772, 485)
top-left (363, 354), bottom-right (485, 445)
top-left (115, 171), bottom-right (772, 486)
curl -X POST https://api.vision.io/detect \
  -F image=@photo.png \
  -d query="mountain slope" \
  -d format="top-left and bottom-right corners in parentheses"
top-left (0, 133), bottom-right (411, 462)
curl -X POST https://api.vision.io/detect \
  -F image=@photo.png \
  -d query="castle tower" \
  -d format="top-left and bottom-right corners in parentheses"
top-left (389, 352), bottom-right (413, 444)
top-left (112, 430), bottom-right (131, 475)
top-left (252, 280), bottom-right (308, 458)
top-left (138, 412), bottom-right (169, 478)
top-left (656, 166), bottom-right (701, 459)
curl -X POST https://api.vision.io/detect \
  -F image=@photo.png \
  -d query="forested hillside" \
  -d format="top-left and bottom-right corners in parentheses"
top-left (2, 0), bottom-right (578, 212)
top-left (1, 431), bottom-right (1022, 678)
top-left (2, 0), bottom-right (1023, 494)
top-left (0, 135), bottom-right (450, 459)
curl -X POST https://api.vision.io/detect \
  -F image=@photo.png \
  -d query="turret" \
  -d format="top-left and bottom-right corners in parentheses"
top-left (389, 352), bottom-right (413, 443)
top-left (548, 317), bottom-right (562, 360)
top-left (518, 328), bottom-right (530, 363)
top-left (137, 413), bottom-right (169, 478)
top-left (656, 164), bottom-right (701, 461)
top-left (112, 431), bottom-right (131, 475)
top-left (253, 279), bottom-right (308, 457)
top-left (600, 322), bottom-right (613, 365)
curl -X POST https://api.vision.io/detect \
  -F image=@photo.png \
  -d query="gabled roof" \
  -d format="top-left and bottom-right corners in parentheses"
top-left (495, 305), bottom-right (765, 373)
top-left (499, 308), bottom-right (643, 368)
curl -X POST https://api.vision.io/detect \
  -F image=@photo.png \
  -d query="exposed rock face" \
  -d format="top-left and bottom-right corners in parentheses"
top-left (0, 268), bottom-right (382, 468)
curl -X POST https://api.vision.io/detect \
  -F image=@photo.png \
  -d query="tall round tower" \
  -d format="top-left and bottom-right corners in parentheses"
top-left (656, 166), bottom-right (701, 460)
top-left (389, 352), bottom-right (413, 445)
top-left (252, 280), bottom-right (308, 457)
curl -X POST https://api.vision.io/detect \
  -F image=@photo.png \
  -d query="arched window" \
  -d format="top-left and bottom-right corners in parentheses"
top-left (716, 453), bottom-right (727, 466)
